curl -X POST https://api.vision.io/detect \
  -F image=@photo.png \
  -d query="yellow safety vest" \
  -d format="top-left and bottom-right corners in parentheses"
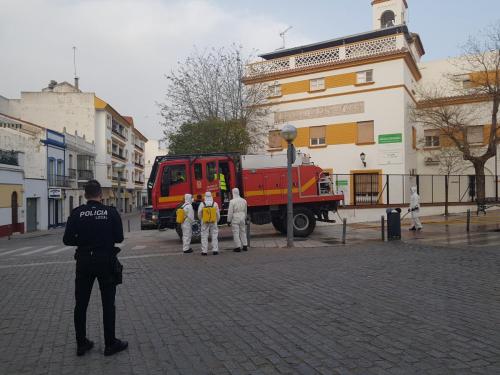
top-left (215, 173), bottom-right (227, 191)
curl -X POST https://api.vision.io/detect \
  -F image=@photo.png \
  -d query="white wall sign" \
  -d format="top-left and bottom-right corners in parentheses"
top-left (378, 146), bottom-right (403, 165)
top-left (48, 188), bottom-right (62, 199)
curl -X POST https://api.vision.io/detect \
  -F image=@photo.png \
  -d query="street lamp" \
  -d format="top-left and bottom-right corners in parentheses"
top-left (360, 152), bottom-right (367, 168)
top-left (114, 163), bottom-right (126, 213)
top-left (281, 124), bottom-right (297, 248)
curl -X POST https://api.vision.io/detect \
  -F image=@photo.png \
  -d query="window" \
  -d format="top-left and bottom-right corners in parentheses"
top-left (354, 173), bottom-right (380, 205)
top-left (169, 165), bottom-right (186, 185)
top-left (356, 70), bottom-right (374, 84)
top-left (106, 115), bottom-right (111, 130)
top-left (268, 130), bottom-right (283, 149)
top-left (310, 78), bottom-right (325, 92)
top-left (194, 163), bottom-right (203, 180)
top-left (107, 140), bottom-right (111, 154)
top-left (107, 165), bottom-right (112, 179)
top-left (424, 129), bottom-right (440, 147)
top-left (57, 159), bottom-right (64, 175)
top-left (268, 82), bottom-right (281, 97)
top-left (310, 126), bottom-right (326, 146)
top-left (466, 126), bottom-right (484, 144)
top-left (206, 162), bottom-right (217, 182)
top-left (412, 127), bottom-right (417, 150)
top-left (357, 121), bottom-right (374, 144)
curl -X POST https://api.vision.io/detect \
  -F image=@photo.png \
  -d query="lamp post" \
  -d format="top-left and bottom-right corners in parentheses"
top-left (114, 163), bottom-right (126, 213)
top-left (281, 124), bottom-right (297, 248)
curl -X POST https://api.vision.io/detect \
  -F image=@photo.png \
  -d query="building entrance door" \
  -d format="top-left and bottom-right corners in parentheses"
top-left (11, 192), bottom-right (18, 228)
top-left (26, 198), bottom-right (38, 232)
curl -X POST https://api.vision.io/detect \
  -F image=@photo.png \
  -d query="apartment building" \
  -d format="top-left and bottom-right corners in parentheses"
top-left (1, 80), bottom-right (148, 212)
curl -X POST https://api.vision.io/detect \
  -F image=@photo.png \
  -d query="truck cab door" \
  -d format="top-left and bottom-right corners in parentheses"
top-left (204, 159), bottom-right (222, 207)
top-left (160, 162), bottom-right (190, 205)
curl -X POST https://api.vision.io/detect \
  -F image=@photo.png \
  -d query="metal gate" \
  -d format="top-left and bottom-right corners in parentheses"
top-left (353, 173), bottom-right (380, 205)
top-left (26, 198), bottom-right (37, 232)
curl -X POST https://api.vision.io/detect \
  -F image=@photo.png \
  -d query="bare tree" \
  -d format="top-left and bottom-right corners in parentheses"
top-left (159, 45), bottom-right (270, 150)
top-left (412, 22), bottom-right (500, 205)
top-left (420, 142), bottom-right (469, 215)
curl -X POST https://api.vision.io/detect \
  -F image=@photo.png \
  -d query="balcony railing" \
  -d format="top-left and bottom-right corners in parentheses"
top-left (78, 169), bottom-right (94, 180)
top-left (135, 180), bottom-right (144, 185)
top-left (112, 176), bottom-right (127, 182)
top-left (112, 127), bottom-right (127, 140)
top-left (134, 161), bottom-right (144, 168)
top-left (0, 150), bottom-right (19, 166)
top-left (112, 152), bottom-right (127, 161)
top-left (244, 34), bottom-right (405, 80)
top-left (48, 174), bottom-right (71, 187)
top-left (68, 168), bottom-right (77, 180)
top-left (134, 142), bottom-right (144, 151)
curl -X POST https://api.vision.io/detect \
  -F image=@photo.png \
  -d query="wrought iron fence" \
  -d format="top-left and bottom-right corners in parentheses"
top-left (48, 174), bottom-right (71, 187)
top-left (77, 169), bottom-right (93, 180)
top-left (331, 173), bottom-right (499, 206)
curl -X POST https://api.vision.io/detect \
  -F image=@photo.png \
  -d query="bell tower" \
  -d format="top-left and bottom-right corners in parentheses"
top-left (372, 0), bottom-right (408, 30)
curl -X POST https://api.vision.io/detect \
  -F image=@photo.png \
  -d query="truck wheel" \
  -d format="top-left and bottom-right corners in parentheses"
top-left (176, 220), bottom-right (202, 243)
top-left (271, 216), bottom-right (286, 234)
top-left (282, 207), bottom-right (316, 237)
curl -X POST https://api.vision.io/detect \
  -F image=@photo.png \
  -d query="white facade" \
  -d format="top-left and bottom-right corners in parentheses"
top-left (0, 113), bottom-right (48, 233)
top-left (1, 81), bottom-right (148, 212)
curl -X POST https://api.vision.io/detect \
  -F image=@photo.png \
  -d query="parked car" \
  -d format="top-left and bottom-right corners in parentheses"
top-left (141, 206), bottom-right (157, 230)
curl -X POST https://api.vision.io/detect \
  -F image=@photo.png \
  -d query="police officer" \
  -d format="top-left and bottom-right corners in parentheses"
top-left (63, 180), bottom-right (128, 357)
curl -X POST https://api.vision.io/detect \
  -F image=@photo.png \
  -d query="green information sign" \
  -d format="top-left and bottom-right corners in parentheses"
top-left (336, 180), bottom-right (348, 186)
top-left (378, 133), bottom-right (402, 144)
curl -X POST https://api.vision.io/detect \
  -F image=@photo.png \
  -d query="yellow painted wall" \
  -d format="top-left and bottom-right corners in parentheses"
top-left (326, 123), bottom-right (358, 145)
top-left (294, 127), bottom-right (310, 147)
top-left (280, 72), bottom-right (358, 96)
top-left (0, 184), bottom-right (23, 208)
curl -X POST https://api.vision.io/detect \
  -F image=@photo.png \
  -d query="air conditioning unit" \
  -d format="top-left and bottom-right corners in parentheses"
top-left (424, 157), bottom-right (439, 166)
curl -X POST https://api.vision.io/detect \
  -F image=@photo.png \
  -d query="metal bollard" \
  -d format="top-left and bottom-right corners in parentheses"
top-left (246, 219), bottom-right (251, 248)
top-left (128, 219), bottom-right (130, 233)
top-left (466, 209), bottom-right (471, 232)
top-left (381, 215), bottom-right (385, 242)
top-left (342, 218), bottom-right (347, 244)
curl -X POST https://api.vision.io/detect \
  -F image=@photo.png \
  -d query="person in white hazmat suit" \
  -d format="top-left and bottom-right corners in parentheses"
top-left (198, 191), bottom-right (220, 255)
top-left (227, 188), bottom-right (248, 252)
top-left (181, 194), bottom-right (195, 253)
top-left (408, 186), bottom-right (423, 231)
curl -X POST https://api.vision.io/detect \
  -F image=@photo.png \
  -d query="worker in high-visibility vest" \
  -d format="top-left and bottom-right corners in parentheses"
top-left (215, 172), bottom-right (227, 202)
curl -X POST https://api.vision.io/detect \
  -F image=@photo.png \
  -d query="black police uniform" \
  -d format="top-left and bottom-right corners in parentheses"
top-left (63, 200), bottom-right (123, 348)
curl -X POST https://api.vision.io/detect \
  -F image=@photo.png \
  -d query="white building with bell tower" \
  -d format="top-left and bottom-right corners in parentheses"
top-left (372, 0), bottom-right (408, 29)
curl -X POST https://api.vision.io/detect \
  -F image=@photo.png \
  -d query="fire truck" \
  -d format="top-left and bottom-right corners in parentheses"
top-left (148, 152), bottom-right (344, 241)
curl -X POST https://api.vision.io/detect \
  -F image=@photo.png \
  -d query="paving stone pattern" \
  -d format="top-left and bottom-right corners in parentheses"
top-left (0, 242), bottom-right (499, 375)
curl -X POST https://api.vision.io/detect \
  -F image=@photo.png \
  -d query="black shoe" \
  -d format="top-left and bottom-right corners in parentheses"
top-left (104, 339), bottom-right (128, 356)
top-left (77, 339), bottom-right (94, 356)
top-left (183, 248), bottom-right (193, 254)
top-left (213, 251), bottom-right (219, 255)
top-left (242, 246), bottom-right (248, 251)
top-left (201, 252), bottom-right (208, 256)
top-left (233, 247), bottom-right (241, 252)
top-left (409, 227), bottom-right (416, 231)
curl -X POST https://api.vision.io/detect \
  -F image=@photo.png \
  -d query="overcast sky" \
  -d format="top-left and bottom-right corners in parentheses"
top-left (1, 0), bottom-right (499, 141)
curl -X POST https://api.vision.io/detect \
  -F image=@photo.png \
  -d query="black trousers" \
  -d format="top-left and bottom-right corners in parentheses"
top-left (74, 255), bottom-right (116, 346)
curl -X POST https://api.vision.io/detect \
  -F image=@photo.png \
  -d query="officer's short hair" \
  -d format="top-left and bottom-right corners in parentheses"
top-left (84, 180), bottom-right (102, 198)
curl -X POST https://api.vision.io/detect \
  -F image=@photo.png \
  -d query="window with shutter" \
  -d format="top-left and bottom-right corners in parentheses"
top-left (356, 70), bottom-right (374, 84)
top-left (310, 126), bottom-right (326, 146)
top-left (466, 126), bottom-right (484, 144)
top-left (268, 130), bottom-right (283, 149)
top-left (357, 121), bottom-right (374, 144)
top-left (268, 82), bottom-right (282, 97)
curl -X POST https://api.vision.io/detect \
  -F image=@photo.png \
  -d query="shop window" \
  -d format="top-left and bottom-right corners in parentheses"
top-left (310, 126), bottom-right (326, 146)
top-left (357, 121), bottom-right (374, 144)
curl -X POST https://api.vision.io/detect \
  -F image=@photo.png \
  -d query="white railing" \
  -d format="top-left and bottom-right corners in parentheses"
top-left (65, 132), bottom-right (95, 154)
top-left (245, 35), bottom-right (405, 79)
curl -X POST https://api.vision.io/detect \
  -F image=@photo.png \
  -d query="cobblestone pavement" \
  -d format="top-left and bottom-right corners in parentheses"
top-left (0, 223), bottom-right (499, 375)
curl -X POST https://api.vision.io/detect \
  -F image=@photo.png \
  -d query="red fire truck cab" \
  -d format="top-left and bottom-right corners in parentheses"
top-left (148, 152), bottom-right (344, 241)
